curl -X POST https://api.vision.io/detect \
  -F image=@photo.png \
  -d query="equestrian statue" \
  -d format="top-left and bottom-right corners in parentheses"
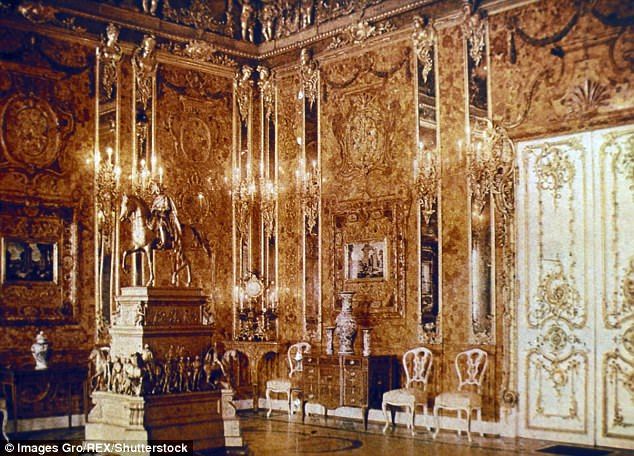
top-left (119, 181), bottom-right (210, 287)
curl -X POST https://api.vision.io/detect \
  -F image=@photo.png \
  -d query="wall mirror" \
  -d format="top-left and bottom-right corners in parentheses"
top-left (412, 16), bottom-right (441, 344)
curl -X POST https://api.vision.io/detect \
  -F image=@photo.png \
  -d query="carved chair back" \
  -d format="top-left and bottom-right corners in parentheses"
top-left (455, 348), bottom-right (488, 394)
top-left (403, 346), bottom-right (433, 390)
top-left (288, 342), bottom-right (311, 378)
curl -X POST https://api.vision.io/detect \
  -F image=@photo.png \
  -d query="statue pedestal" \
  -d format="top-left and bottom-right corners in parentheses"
top-left (85, 287), bottom-right (243, 453)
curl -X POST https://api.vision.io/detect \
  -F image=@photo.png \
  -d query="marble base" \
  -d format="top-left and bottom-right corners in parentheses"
top-left (85, 391), bottom-right (225, 452)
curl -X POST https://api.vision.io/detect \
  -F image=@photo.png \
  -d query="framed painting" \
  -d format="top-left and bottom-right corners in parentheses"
top-left (344, 239), bottom-right (387, 281)
top-left (1, 238), bottom-right (58, 284)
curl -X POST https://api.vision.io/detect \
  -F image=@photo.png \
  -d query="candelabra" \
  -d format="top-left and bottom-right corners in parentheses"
top-left (296, 158), bottom-right (321, 234)
top-left (94, 147), bottom-right (122, 234)
top-left (413, 141), bottom-right (439, 225)
top-left (259, 176), bottom-right (277, 239)
top-left (235, 273), bottom-right (278, 342)
top-left (232, 167), bottom-right (256, 239)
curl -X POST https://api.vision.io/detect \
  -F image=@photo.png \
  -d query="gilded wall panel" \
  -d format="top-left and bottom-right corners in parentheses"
top-left (490, 0), bottom-right (634, 138)
top-left (0, 26), bottom-right (95, 365)
top-left (155, 65), bottom-right (233, 336)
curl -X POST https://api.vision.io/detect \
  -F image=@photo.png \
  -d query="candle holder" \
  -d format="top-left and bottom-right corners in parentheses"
top-left (94, 147), bottom-right (121, 236)
top-left (413, 141), bottom-right (439, 226)
top-left (296, 158), bottom-right (321, 234)
top-left (235, 273), bottom-right (278, 342)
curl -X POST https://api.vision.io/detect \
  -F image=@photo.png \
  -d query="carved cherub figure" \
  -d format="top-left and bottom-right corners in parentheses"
top-left (240, 0), bottom-right (256, 43)
top-left (142, 0), bottom-right (159, 16)
top-left (300, 0), bottom-right (313, 29)
top-left (260, 3), bottom-right (278, 42)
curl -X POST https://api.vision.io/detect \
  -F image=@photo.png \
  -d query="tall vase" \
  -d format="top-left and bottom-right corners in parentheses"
top-left (335, 291), bottom-right (357, 355)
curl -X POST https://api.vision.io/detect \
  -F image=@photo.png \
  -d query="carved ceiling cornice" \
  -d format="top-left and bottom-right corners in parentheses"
top-left (0, 0), bottom-right (540, 66)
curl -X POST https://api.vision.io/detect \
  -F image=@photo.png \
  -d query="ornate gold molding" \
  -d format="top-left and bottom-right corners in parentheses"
top-left (234, 65), bottom-right (253, 123)
top-left (299, 48), bottom-right (319, 110)
top-left (412, 15), bottom-right (436, 84)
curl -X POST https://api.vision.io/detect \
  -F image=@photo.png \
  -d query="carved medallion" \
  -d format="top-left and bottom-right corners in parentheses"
top-left (1, 94), bottom-right (70, 169)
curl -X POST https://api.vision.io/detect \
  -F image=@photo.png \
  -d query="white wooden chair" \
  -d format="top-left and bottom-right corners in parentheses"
top-left (433, 348), bottom-right (488, 442)
top-left (0, 396), bottom-right (8, 442)
top-left (381, 346), bottom-right (433, 434)
top-left (265, 342), bottom-right (311, 418)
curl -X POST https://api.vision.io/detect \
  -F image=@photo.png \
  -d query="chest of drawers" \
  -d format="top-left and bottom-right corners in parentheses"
top-left (300, 354), bottom-right (398, 429)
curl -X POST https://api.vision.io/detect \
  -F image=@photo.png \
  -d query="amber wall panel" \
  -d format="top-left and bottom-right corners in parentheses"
top-left (319, 42), bottom-right (418, 353)
top-left (276, 74), bottom-right (304, 343)
top-left (490, 0), bottom-right (634, 139)
top-left (0, 26), bottom-right (95, 365)
top-left (155, 64), bottom-right (233, 338)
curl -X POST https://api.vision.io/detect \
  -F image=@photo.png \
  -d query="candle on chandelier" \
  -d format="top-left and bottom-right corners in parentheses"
top-left (158, 166), bottom-right (164, 184)
top-left (106, 146), bottom-right (113, 164)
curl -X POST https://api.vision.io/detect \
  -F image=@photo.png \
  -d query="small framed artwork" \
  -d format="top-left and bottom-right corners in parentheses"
top-left (344, 239), bottom-right (387, 281)
top-left (1, 238), bottom-right (58, 284)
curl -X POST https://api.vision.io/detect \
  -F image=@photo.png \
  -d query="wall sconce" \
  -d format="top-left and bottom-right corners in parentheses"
top-left (296, 156), bottom-right (321, 234)
top-left (413, 141), bottom-right (439, 225)
top-left (94, 146), bottom-right (121, 234)
top-left (232, 165), bottom-right (256, 239)
top-left (259, 175), bottom-right (277, 239)
top-left (462, 123), bottom-right (514, 215)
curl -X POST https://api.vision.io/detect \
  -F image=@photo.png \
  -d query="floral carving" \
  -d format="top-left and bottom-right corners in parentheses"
top-left (412, 16), bottom-right (435, 83)
top-left (98, 24), bottom-right (122, 101)
top-left (530, 262), bottom-right (583, 329)
top-left (257, 66), bottom-right (275, 121)
top-left (132, 35), bottom-right (157, 111)
top-left (534, 142), bottom-right (578, 199)
top-left (299, 48), bottom-right (319, 110)
top-left (234, 66), bottom-right (253, 123)
top-left (461, 0), bottom-right (487, 67)
top-left (328, 19), bottom-right (395, 50)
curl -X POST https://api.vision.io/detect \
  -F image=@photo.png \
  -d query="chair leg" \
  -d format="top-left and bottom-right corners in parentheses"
top-left (432, 405), bottom-right (439, 439)
top-left (287, 392), bottom-right (292, 418)
top-left (266, 388), bottom-right (273, 418)
top-left (466, 409), bottom-right (472, 443)
top-left (457, 410), bottom-right (462, 436)
top-left (477, 408), bottom-right (483, 436)
top-left (424, 405), bottom-right (430, 431)
top-left (410, 406), bottom-right (416, 436)
top-left (382, 402), bottom-right (390, 434)
top-left (1, 407), bottom-right (8, 442)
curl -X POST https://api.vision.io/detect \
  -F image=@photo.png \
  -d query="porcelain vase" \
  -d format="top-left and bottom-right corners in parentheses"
top-left (31, 331), bottom-right (50, 370)
top-left (335, 291), bottom-right (357, 355)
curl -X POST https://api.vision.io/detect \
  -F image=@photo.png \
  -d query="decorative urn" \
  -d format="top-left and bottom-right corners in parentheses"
top-left (334, 291), bottom-right (357, 355)
top-left (31, 331), bottom-right (50, 370)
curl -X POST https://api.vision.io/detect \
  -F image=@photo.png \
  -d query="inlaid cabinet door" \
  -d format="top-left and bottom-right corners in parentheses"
top-left (517, 132), bottom-right (595, 444)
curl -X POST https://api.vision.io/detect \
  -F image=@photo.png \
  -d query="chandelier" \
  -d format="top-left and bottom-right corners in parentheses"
top-left (413, 141), bottom-right (439, 225)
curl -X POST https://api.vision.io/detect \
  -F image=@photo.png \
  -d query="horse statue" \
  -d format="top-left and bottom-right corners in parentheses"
top-left (119, 192), bottom-right (211, 287)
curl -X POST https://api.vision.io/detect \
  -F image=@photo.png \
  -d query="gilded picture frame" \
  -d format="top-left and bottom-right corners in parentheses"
top-left (1, 237), bottom-right (59, 284)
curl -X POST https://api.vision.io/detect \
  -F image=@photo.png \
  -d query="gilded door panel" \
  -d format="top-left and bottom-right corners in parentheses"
top-left (594, 125), bottom-right (634, 447)
top-left (517, 132), bottom-right (594, 444)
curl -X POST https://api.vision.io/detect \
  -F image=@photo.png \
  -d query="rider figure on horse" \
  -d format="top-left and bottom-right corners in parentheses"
top-left (150, 181), bottom-right (182, 250)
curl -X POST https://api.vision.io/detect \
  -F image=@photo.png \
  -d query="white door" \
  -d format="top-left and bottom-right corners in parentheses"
top-left (517, 125), bottom-right (634, 448)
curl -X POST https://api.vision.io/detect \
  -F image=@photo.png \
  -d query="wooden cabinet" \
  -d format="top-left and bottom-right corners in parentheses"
top-left (0, 364), bottom-right (88, 431)
top-left (300, 354), bottom-right (398, 429)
